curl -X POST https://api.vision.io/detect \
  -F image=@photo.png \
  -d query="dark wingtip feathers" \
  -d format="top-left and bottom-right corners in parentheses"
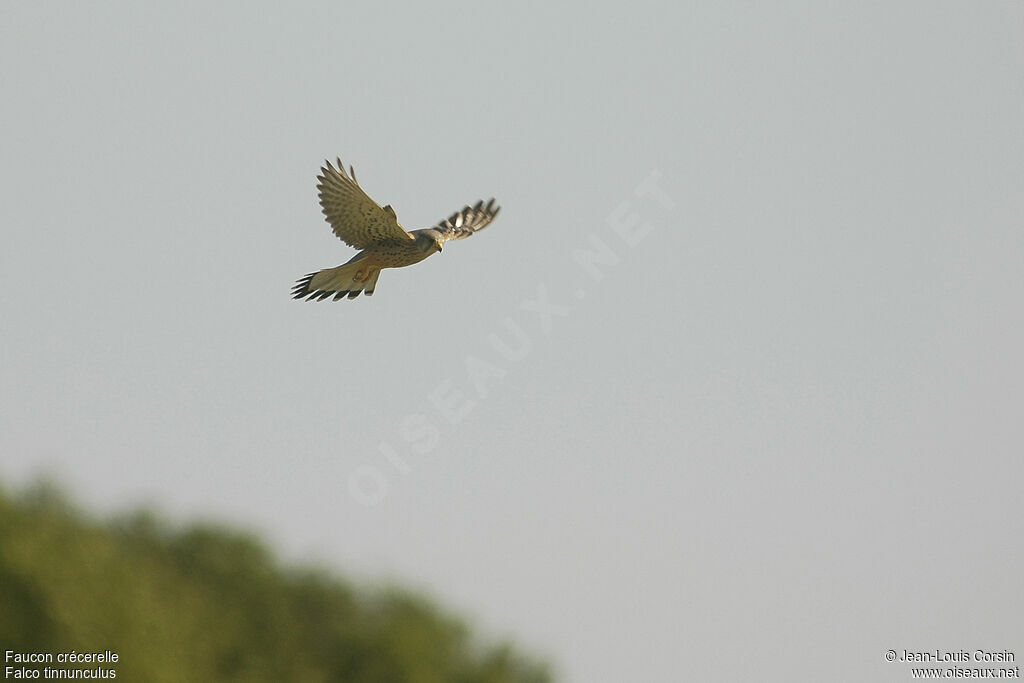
top-left (291, 273), bottom-right (316, 300)
top-left (292, 272), bottom-right (367, 302)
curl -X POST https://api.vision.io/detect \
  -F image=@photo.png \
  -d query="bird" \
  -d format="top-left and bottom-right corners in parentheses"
top-left (292, 158), bottom-right (500, 301)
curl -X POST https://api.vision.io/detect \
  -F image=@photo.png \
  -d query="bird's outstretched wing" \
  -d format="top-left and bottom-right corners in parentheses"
top-left (317, 158), bottom-right (415, 249)
top-left (432, 198), bottom-right (501, 244)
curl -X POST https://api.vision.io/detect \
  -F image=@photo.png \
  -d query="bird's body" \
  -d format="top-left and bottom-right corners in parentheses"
top-left (292, 158), bottom-right (499, 301)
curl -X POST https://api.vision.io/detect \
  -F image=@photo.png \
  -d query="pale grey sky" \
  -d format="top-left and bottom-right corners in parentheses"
top-left (2, 3), bottom-right (1022, 681)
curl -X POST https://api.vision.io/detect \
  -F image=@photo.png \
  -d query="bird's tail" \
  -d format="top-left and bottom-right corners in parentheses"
top-left (291, 257), bottom-right (381, 301)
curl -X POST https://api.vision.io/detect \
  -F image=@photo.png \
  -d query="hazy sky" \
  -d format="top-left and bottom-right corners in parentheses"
top-left (2, 3), bottom-right (1022, 681)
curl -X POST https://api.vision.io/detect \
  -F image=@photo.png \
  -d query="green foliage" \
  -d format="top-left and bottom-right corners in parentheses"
top-left (0, 482), bottom-right (551, 683)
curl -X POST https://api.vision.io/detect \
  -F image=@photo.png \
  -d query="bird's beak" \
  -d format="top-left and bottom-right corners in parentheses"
top-left (436, 243), bottom-right (443, 252)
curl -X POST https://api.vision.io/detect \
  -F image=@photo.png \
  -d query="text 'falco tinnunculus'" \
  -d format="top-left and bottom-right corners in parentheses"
top-left (292, 158), bottom-right (500, 301)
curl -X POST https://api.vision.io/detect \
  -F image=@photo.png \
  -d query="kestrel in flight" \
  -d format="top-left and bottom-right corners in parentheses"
top-left (292, 158), bottom-right (500, 301)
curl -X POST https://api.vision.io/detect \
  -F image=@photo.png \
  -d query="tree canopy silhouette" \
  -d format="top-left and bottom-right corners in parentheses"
top-left (0, 481), bottom-right (551, 683)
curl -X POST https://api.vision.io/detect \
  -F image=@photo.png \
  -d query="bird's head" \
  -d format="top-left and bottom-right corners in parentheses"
top-left (415, 229), bottom-right (445, 254)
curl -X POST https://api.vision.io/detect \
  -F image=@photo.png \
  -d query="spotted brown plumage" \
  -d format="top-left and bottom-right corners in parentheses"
top-left (292, 158), bottom-right (500, 301)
